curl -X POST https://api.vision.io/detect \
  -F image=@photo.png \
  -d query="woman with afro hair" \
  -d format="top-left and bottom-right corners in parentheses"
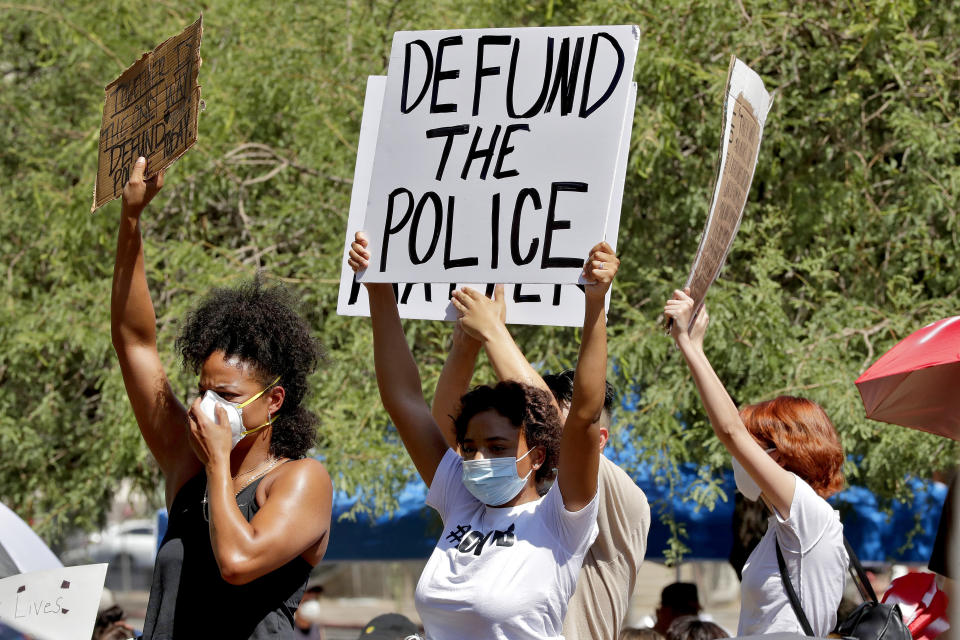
top-left (111, 158), bottom-right (332, 639)
top-left (347, 231), bottom-right (615, 640)
top-left (664, 290), bottom-right (847, 637)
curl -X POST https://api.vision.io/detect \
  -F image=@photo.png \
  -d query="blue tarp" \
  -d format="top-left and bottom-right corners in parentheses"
top-left (323, 448), bottom-right (949, 563)
top-left (154, 450), bottom-right (947, 563)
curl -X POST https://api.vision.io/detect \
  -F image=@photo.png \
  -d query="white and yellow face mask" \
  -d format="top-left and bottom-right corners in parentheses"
top-left (198, 375), bottom-right (281, 448)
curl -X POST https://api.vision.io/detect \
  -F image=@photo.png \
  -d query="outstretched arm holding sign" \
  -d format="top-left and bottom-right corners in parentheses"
top-left (110, 158), bottom-right (200, 503)
top-left (664, 290), bottom-right (848, 636)
top-left (664, 290), bottom-right (796, 517)
top-left (430, 323), bottom-right (482, 450)
top-left (452, 242), bottom-right (619, 512)
top-left (451, 284), bottom-right (554, 399)
top-left (348, 232), bottom-right (450, 487)
top-left (112, 158), bottom-right (331, 603)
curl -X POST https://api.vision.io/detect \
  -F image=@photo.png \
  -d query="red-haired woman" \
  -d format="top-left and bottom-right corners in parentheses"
top-left (664, 290), bottom-right (847, 636)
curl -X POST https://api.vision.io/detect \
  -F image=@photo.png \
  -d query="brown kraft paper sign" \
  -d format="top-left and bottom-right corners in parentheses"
top-left (685, 92), bottom-right (760, 315)
top-left (92, 16), bottom-right (203, 212)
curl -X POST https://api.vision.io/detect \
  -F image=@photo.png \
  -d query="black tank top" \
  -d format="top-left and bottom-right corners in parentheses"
top-left (142, 471), bottom-right (313, 639)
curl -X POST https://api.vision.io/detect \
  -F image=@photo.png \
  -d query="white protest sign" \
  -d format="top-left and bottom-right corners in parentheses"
top-left (358, 26), bottom-right (639, 285)
top-left (338, 76), bottom-right (636, 327)
top-left (0, 564), bottom-right (107, 640)
top-left (683, 57), bottom-right (774, 325)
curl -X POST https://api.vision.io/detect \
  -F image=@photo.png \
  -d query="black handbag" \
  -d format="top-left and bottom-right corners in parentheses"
top-left (775, 537), bottom-right (912, 640)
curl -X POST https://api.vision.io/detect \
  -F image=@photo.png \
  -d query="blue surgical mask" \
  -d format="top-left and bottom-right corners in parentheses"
top-left (461, 448), bottom-right (535, 506)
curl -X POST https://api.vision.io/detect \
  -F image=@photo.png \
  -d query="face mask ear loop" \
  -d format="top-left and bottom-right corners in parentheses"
top-left (237, 375), bottom-right (282, 409)
top-left (516, 446), bottom-right (538, 479)
top-left (240, 413), bottom-right (277, 438)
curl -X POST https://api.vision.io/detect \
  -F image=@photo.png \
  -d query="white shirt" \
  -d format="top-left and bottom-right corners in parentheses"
top-left (415, 449), bottom-right (599, 640)
top-left (738, 474), bottom-right (848, 636)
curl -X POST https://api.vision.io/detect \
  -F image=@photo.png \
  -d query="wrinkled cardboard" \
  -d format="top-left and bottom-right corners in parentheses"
top-left (683, 56), bottom-right (774, 326)
top-left (92, 16), bottom-right (202, 212)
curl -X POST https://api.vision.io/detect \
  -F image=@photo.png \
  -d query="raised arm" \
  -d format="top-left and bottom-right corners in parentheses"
top-left (664, 290), bottom-right (795, 517)
top-left (555, 242), bottom-right (617, 511)
top-left (348, 233), bottom-right (449, 486)
top-left (430, 323), bottom-right (482, 449)
top-left (111, 158), bottom-right (198, 503)
top-left (451, 284), bottom-right (556, 402)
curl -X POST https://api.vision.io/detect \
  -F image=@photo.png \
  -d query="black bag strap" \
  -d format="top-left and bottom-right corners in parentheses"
top-left (843, 536), bottom-right (879, 603)
top-left (775, 538), bottom-right (815, 637)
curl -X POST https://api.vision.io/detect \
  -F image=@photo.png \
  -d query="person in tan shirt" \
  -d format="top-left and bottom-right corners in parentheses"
top-left (543, 369), bottom-right (651, 640)
top-left (431, 281), bottom-right (650, 640)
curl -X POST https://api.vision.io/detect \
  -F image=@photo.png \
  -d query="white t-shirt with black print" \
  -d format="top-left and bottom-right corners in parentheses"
top-left (415, 449), bottom-right (599, 640)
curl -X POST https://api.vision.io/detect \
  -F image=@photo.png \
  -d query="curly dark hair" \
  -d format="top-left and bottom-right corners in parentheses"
top-left (453, 381), bottom-right (562, 486)
top-left (175, 277), bottom-right (323, 459)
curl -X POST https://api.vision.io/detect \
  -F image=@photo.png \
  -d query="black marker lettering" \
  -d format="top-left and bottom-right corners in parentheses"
top-left (401, 40), bottom-right (433, 114)
top-left (348, 273), bottom-right (362, 304)
top-left (542, 181), bottom-right (587, 268)
top-left (431, 36), bottom-right (462, 113)
top-left (461, 125), bottom-right (501, 180)
top-left (397, 284), bottom-right (433, 304)
top-left (492, 124), bottom-right (530, 179)
top-left (506, 37), bottom-right (554, 118)
top-left (490, 193), bottom-right (500, 269)
top-left (381, 188), bottom-right (415, 272)
top-left (444, 195), bottom-right (479, 269)
top-left (408, 191), bottom-right (443, 264)
top-left (579, 32), bottom-right (624, 118)
top-left (473, 35), bottom-right (511, 116)
top-left (513, 284), bottom-right (541, 303)
top-left (510, 187), bottom-right (541, 265)
top-left (552, 284), bottom-right (562, 305)
top-left (545, 37), bottom-right (584, 116)
top-left (426, 125), bottom-right (470, 180)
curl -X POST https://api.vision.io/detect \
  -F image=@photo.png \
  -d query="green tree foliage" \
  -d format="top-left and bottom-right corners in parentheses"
top-left (1, 1), bottom-right (957, 555)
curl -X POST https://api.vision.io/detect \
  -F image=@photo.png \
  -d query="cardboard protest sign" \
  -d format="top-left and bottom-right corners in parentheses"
top-left (0, 564), bottom-right (107, 640)
top-left (92, 17), bottom-right (203, 212)
top-left (683, 56), bottom-right (774, 324)
top-left (357, 26), bottom-right (639, 285)
top-left (338, 76), bottom-right (636, 327)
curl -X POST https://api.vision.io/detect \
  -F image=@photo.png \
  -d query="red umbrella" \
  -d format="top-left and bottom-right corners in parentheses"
top-left (855, 315), bottom-right (960, 440)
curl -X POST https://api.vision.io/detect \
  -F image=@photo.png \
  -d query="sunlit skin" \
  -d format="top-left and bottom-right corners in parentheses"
top-left (112, 157), bottom-right (332, 587)
top-left (347, 229), bottom-right (608, 512)
top-left (556, 404), bottom-right (609, 452)
top-left (664, 288), bottom-right (797, 518)
top-left (185, 351), bottom-right (331, 577)
top-left (191, 351), bottom-right (284, 482)
top-left (459, 409), bottom-right (545, 508)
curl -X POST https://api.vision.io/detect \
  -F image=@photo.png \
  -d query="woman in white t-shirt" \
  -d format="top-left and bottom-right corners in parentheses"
top-left (664, 290), bottom-right (847, 636)
top-left (348, 232), bottom-right (616, 640)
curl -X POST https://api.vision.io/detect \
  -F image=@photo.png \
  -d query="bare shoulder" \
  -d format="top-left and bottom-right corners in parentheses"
top-left (262, 458), bottom-right (332, 500)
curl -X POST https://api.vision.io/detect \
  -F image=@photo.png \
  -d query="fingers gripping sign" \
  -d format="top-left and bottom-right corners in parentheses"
top-left (451, 284), bottom-right (506, 341)
top-left (341, 231), bottom-right (622, 327)
top-left (664, 288), bottom-right (709, 347)
top-left (580, 241), bottom-right (620, 298)
top-left (348, 231), bottom-right (372, 276)
top-left (121, 157), bottom-right (165, 214)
